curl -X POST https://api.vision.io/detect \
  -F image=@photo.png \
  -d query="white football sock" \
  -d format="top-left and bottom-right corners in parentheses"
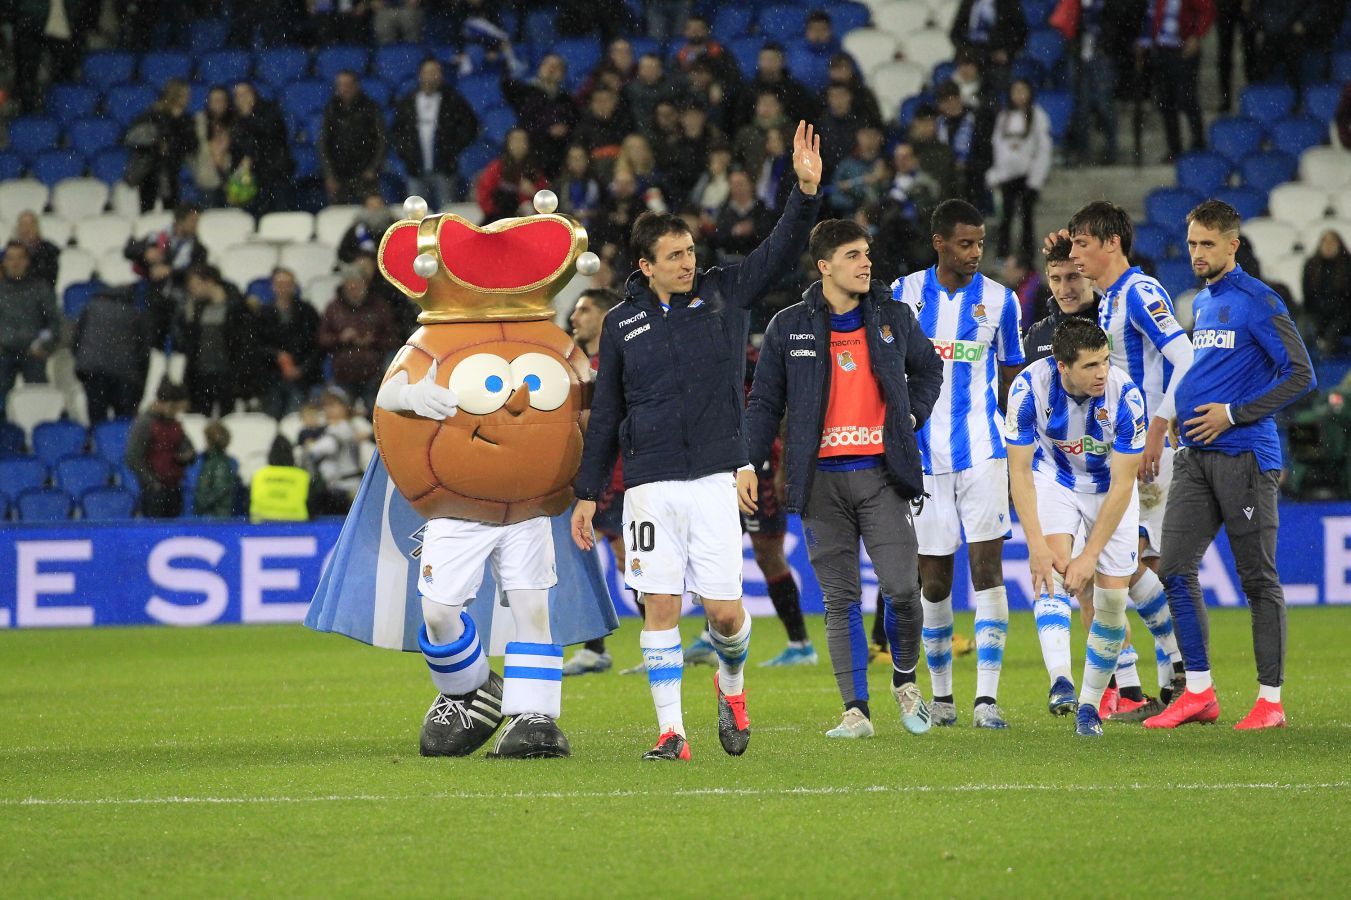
top-left (501, 641), bottom-right (563, 718)
top-left (1258, 684), bottom-right (1281, 703)
top-left (1129, 568), bottom-right (1182, 672)
top-left (1080, 587), bottom-right (1128, 708)
top-left (709, 614), bottom-right (751, 696)
top-left (1034, 573), bottom-right (1073, 684)
top-left (1115, 644), bottom-right (1142, 689)
top-left (1186, 670), bottom-right (1214, 692)
top-left (641, 626), bottom-right (685, 736)
top-left (974, 586), bottom-right (1009, 701)
top-left (921, 594), bottom-right (954, 698)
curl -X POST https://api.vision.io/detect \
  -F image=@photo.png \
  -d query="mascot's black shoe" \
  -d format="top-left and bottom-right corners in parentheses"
top-left (419, 671), bottom-right (504, 757)
top-left (486, 713), bottom-right (571, 759)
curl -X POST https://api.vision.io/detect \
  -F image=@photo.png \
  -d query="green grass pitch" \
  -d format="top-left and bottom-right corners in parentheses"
top-left (4, 608), bottom-right (1349, 897)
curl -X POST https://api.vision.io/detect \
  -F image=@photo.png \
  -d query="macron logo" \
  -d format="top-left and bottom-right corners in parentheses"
top-left (790, 333), bottom-right (815, 341)
top-left (624, 323), bottom-right (651, 342)
top-left (616, 311), bottom-right (647, 328)
top-left (1243, 506), bottom-right (1254, 520)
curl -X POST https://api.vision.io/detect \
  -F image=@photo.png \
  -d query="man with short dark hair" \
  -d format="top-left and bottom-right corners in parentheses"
top-left (1145, 200), bottom-right (1315, 730)
top-left (126, 380), bottom-right (194, 518)
top-left (571, 122), bottom-right (822, 762)
top-left (1023, 236), bottom-right (1100, 364)
top-left (391, 58), bottom-right (480, 212)
top-left (0, 242), bottom-right (60, 418)
top-left (320, 71), bottom-right (387, 203)
top-left (745, 218), bottom-right (942, 738)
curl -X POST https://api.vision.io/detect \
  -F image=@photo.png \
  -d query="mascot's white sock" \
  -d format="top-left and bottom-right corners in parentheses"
top-left (502, 588), bottom-right (562, 718)
top-left (419, 597), bottom-right (488, 696)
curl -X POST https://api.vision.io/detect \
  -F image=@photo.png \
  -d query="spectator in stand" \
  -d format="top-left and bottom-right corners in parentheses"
top-left (350, 248), bottom-right (418, 334)
top-left (908, 105), bottom-right (960, 199)
top-left (734, 92), bottom-right (791, 175)
top-left (1136, 0), bottom-right (1214, 162)
top-left (126, 203), bottom-right (206, 288)
top-left (1215, 0), bottom-right (1258, 114)
top-left (1056, 0), bottom-right (1135, 166)
top-left (950, 49), bottom-right (987, 110)
top-left (339, 192), bottom-right (397, 263)
top-left (736, 43), bottom-right (818, 127)
top-left (319, 265), bottom-right (397, 413)
top-left (231, 81), bottom-right (295, 216)
top-left (712, 170), bottom-right (773, 262)
top-left (372, 0), bottom-right (422, 44)
top-left (256, 268), bottom-right (322, 419)
top-left (11, 0), bottom-right (95, 112)
top-left (1001, 252), bottom-right (1049, 327)
top-left (127, 380), bottom-right (194, 518)
top-left (502, 54), bottom-right (578, 176)
top-left (126, 79), bottom-right (198, 213)
top-left (556, 146), bottom-right (604, 227)
top-left (624, 53), bottom-right (681, 137)
top-left (665, 104), bottom-right (723, 203)
top-left (1302, 230), bottom-right (1351, 355)
top-left (672, 13), bottom-right (741, 86)
top-left (573, 87), bottom-right (635, 169)
top-left (824, 54), bottom-right (883, 128)
top-left (177, 264), bottom-right (258, 417)
top-left (309, 0), bottom-right (371, 44)
top-left (755, 126), bottom-right (795, 212)
top-left (591, 166), bottom-right (649, 254)
top-left (691, 144), bottom-right (733, 218)
top-left (874, 142), bottom-right (943, 278)
top-left (1255, 3), bottom-right (1337, 104)
top-left (817, 84), bottom-right (866, 182)
top-left (646, 0), bottom-right (692, 43)
top-left (320, 71), bottom-right (387, 204)
top-left (616, 134), bottom-right (663, 197)
top-left (934, 81), bottom-right (983, 205)
top-left (684, 57), bottom-right (734, 132)
top-left (558, 0), bottom-right (629, 45)
top-left (795, 10), bottom-right (847, 89)
top-left (0, 242), bottom-right (60, 417)
top-left (191, 87), bottom-right (235, 208)
top-left (579, 39), bottom-right (637, 108)
top-left (476, 128), bottom-right (549, 221)
top-left (647, 99), bottom-right (683, 171)
top-left (226, 0), bottom-right (306, 48)
top-left (10, 212), bottom-right (61, 288)
top-left (390, 59), bottom-right (479, 214)
top-left (986, 79), bottom-right (1053, 260)
top-left (829, 125), bottom-right (888, 216)
top-left (194, 421), bottom-right (241, 518)
top-left (74, 284), bottom-right (151, 422)
top-left (950, 0), bottom-right (1028, 99)
top-left (300, 387), bottom-right (370, 513)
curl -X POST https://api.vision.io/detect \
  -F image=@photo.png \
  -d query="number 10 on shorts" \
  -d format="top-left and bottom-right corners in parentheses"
top-left (629, 521), bottom-right (655, 552)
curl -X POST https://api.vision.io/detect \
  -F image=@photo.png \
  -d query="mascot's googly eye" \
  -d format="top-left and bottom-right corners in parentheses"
top-left (510, 353), bottom-right (571, 411)
top-left (448, 353), bottom-right (514, 414)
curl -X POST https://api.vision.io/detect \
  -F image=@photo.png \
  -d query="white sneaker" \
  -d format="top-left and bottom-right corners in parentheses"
top-left (973, 702), bottom-right (1010, 729)
top-left (892, 682), bottom-right (932, 734)
top-left (825, 707), bottom-right (875, 739)
top-left (561, 648), bottom-right (612, 676)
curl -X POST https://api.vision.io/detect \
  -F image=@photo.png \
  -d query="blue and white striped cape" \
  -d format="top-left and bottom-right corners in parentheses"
top-left (305, 455), bottom-right (618, 655)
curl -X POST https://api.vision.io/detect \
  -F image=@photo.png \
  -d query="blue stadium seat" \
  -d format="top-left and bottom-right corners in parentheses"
top-left (786, 43), bottom-right (833, 92)
top-left (1215, 186), bottom-right (1267, 221)
top-left (1039, 90), bottom-right (1073, 143)
top-left (0, 152), bottom-right (23, 180)
top-left (713, 8), bottom-right (755, 38)
top-left (198, 49), bottom-right (252, 85)
top-left (1023, 29), bottom-right (1064, 71)
top-left (69, 118), bottom-right (122, 155)
top-left (1132, 222), bottom-right (1171, 262)
top-left (374, 44), bottom-right (425, 86)
top-left (246, 276), bottom-right (275, 303)
top-left (300, 111), bottom-right (325, 145)
top-left (759, 4), bottom-right (807, 44)
top-left (457, 74), bottom-right (504, 115)
top-left (552, 38), bottom-right (603, 91)
top-left (1022, 0), bottom-right (1056, 25)
top-left (728, 36), bottom-right (768, 79)
top-left (32, 420), bottom-right (87, 468)
top-left (293, 145), bottom-right (320, 179)
top-left (1240, 150), bottom-right (1298, 193)
top-left (0, 457), bottom-right (46, 502)
top-left (523, 9), bottom-right (559, 47)
top-left (1239, 83), bottom-right (1296, 123)
top-left (55, 454), bottom-right (112, 497)
top-left (90, 147), bottom-right (131, 184)
top-left (140, 51), bottom-right (193, 83)
top-left (7, 116), bottom-right (61, 162)
top-left (1209, 116), bottom-right (1265, 165)
top-left (1333, 49), bottom-right (1351, 83)
top-left (1156, 257), bottom-right (1199, 299)
top-left (931, 61), bottom-right (957, 87)
top-left (105, 85), bottom-right (158, 127)
top-left (91, 418), bottom-right (134, 468)
top-left (116, 463), bottom-right (142, 498)
top-left (1304, 83), bottom-right (1340, 123)
top-left (316, 45), bottom-right (371, 82)
top-left (31, 150), bottom-right (86, 186)
top-left (81, 486), bottom-right (137, 520)
top-left (0, 422), bottom-right (26, 458)
top-left (1271, 116), bottom-right (1327, 158)
top-left (81, 50), bottom-right (136, 91)
top-left (1174, 151), bottom-right (1232, 194)
top-left (17, 486), bottom-right (73, 522)
top-left (256, 47), bottom-right (310, 88)
top-left (360, 77), bottom-right (393, 108)
top-left (899, 94), bottom-right (927, 128)
top-left (1145, 187), bottom-right (1203, 231)
top-left (46, 83), bottom-right (99, 124)
top-left (459, 140), bottom-right (498, 181)
top-left (823, 1), bottom-right (871, 35)
top-left (189, 18), bottom-right (230, 53)
top-left (1010, 58), bottom-right (1045, 87)
top-left (281, 80), bottom-right (331, 124)
top-left (479, 107), bottom-right (518, 145)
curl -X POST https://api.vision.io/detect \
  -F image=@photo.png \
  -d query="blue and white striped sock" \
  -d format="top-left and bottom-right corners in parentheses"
top-left (1080, 587), bottom-right (1128, 708)
top-left (1034, 586), bottom-right (1073, 684)
top-left (1155, 644), bottom-right (1173, 691)
top-left (1115, 643), bottom-right (1142, 689)
top-left (1130, 568), bottom-right (1183, 680)
top-left (974, 587), bottom-right (1009, 701)
top-left (419, 613), bottom-right (487, 696)
top-left (641, 627), bottom-right (685, 736)
top-left (709, 615), bottom-right (751, 696)
top-left (922, 594), bottom-right (954, 698)
top-left (502, 641), bottom-right (564, 718)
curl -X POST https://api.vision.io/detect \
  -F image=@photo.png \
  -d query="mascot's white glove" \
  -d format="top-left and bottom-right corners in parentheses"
top-left (375, 361), bottom-right (459, 420)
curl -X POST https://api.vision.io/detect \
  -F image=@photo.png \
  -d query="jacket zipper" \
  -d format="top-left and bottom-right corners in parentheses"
top-left (803, 302), bottom-right (831, 509)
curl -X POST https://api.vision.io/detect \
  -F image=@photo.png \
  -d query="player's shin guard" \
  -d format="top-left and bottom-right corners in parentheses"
top-left (1080, 587), bottom-right (1129, 708)
top-left (1130, 568), bottom-right (1182, 684)
top-left (974, 587), bottom-right (1009, 701)
top-left (922, 594), bottom-right (955, 698)
top-left (419, 611), bottom-right (488, 696)
top-left (501, 642), bottom-right (563, 718)
top-left (1115, 644), bottom-right (1142, 690)
top-left (641, 626), bottom-right (685, 736)
top-left (1034, 574), bottom-right (1073, 684)
top-left (709, 615), bottom-right (751, 696)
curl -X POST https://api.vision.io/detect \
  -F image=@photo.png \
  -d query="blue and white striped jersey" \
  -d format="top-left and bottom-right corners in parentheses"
top-left (1097, 266), bottom-right (1187, 420)
top-left (893, 267), bottom-right (1024, 475)
top-left (1006, 358), bottom-right (1147, 493)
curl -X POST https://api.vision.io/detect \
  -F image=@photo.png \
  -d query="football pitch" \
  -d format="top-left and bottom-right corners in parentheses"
top-left (4, 608), bottom-right (1349, 897)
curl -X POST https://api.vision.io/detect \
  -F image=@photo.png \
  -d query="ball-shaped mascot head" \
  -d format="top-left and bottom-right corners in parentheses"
top-left (375, 203), bottom-right (591, 524)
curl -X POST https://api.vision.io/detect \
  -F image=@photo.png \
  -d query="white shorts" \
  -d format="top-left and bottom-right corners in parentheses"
top-left (419, 516), bottom-right (556, 606)
top-left (1137, 443), bottom-right (1174, 560)
top-left (915, 457), bottom-right (1011, 556)
top-left (1035, 473), bottom-right (1140, 578)
top-left (622, 472), bottom-right (743, 601)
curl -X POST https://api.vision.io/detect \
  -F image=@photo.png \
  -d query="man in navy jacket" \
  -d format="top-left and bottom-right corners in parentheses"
top-left (571, 121), bottom-right (824, 762)
top-left (743, 219), bottom-right (943, 739)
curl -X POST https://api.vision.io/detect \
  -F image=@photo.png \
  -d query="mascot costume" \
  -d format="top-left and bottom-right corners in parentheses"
top-left (306, 192), bottom-right (617, 759)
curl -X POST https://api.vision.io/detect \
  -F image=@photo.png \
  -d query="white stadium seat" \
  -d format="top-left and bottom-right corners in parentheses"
top-left (868, 61), bottom-right (927, 122)
top-left (219, 242), bottom-right (281, 286)
top-left (315, 205), bottom-right (361, 248)
top-left (1266, 183), bottom-right (1332, 228)
top-left (257, 210), bottom-right (316, 242)
top-left (279, 241), bottom-right (337, 286)
top-left (110, 182), bottom-right (141, 218)
top-left (305, 273), bottom-right (344, 312)
top-left (38, 214), bottom-right (73, 246)
top-left (1239, 217), bottom-right (1300, 269)
top-left (197, 208), bottom-right (256, 254)
top-left (843, 28), bottom-right (900, 75)
top-left (927, 0), bottom-right (959, 24)
top-left (179, 413), bottom-right (209, 452)
top-left (1301, 219), bottom-right (1351, 256)
top-left (0, 179), bottom-right (50, 221)
top-left (441, 201), bottom-right (481, 221)
top-left (96, 248), bottom-right (139, 286)
top-left (1299, 146), bottom-right (1351, 191)
top-left (6, 384), bottom-right (65, 439)
top-left (74, 213), bottom-right (133, 256)
top-left (896, 27), bottom-right (955, 72)
top-left (1264, 253), bottom-right (1306, 303)
top-left (220, 412), bottom-right (279, 462)
top-left (134, 210), bottom-right (173, 238)
top-left (50, 177), bottom-right (110, 219)
top-left (55, 246), bottom-right (97, 294)
top-left (1331, 186), bottom-right (1351, 221)
top-left (278, 411), bottom-right (304, 445)
top-left (873, 1), bottom-right (934, 38)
